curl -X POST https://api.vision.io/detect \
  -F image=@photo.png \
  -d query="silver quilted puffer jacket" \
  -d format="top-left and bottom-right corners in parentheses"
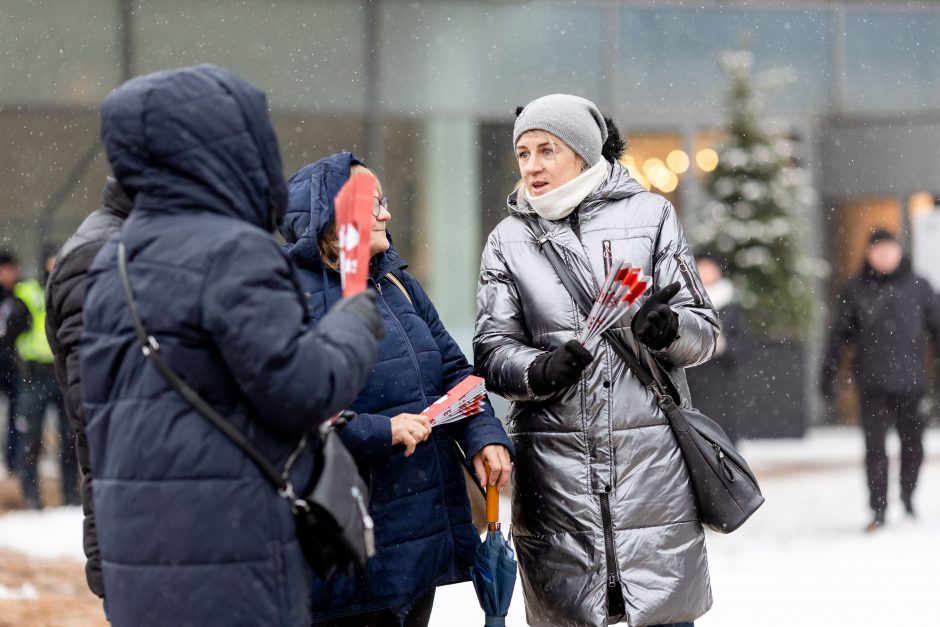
top-left (474, 162), bottom-right (719, 627)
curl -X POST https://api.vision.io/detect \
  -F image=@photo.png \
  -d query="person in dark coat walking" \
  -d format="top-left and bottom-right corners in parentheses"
top-left (281, 152), bottom-right (513, 627)
top-left (0, 252), bottom-right (30, 474)
top-left (821, 228), bottom-right (940, 532)
top-left (81, 65), bottom-right (382, 626)
top-left (686, 252), bottom-right (753, 444)
top-left (45, 176), bottom-right (133, 598)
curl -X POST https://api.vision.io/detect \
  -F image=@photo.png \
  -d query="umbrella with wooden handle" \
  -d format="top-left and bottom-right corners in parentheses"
top-left (472, 463), bottom-right (517, 626)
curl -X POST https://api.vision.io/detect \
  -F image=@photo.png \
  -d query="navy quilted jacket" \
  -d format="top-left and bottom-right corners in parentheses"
top-left (281, 152), bottom-right (513, 619)
top-left (81, 66), bottom-right (378, 627)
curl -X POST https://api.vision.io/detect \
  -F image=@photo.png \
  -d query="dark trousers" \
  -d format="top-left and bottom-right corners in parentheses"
top-left (15, 368), bottom-right (76, 507)
top-left (1, 367), bottom-right (19, 472)
top-left (312, 590), bottom-right (435, 627)
top-left (859, 390), bottom-right (926, 514)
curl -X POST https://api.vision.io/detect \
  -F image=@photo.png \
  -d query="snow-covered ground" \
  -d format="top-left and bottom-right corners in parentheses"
top-left (433, 427), bottom-right (940, 626)
top-left (1, 427), bottom-right (937, 626)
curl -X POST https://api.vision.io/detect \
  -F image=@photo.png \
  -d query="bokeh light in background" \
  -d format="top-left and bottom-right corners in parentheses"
top-left (620, 139), bottom-right (717, 201)
top-left (695, 148), bottom-right (720, 173)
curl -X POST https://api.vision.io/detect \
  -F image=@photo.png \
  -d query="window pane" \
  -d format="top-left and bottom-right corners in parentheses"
top-left (0, 0), bottom-right (121, 105)
top-left (843, 11), bottom-right (940, 114)
top-left (618, 7), bottom-right (832, 124)
top-left (379, 3), bottom-right (604, 116)
top-left (134, 0), bottom-right (368, 113)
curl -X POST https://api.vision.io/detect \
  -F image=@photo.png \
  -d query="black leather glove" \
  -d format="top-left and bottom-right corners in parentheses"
top-left (528, 339), bottom-right (594, 396)
top-left (632, 281), bottom-right (681, 350)
top-left (327, 291), bottom-right (384, 340)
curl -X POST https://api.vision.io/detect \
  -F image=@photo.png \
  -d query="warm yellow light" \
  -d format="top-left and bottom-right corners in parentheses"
top-left (666, 150), bottom-right (690, 174)
top-left (696, 148), bottom-right (719, 172)
top-left (908, 192), bottom-right (935, 219)
top-left (658, 171), bottom-right (679, 193)
top-left (642, 157), bottom-right (666, 178)
top-left (643, 158), bottom-right (673, 190)
top-left (621, 155), bottom-right (637, 171)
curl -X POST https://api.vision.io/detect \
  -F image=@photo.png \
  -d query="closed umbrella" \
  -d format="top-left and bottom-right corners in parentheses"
top-left (471, 466), bottom-right (517, 626)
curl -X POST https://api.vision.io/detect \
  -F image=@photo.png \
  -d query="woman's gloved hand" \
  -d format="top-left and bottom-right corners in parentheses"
top-left (632, 281), bottom-right (681, 350)
top-left (528, 339), bottom-right (594, 396)
top-left (326, 290), bottom-right (384, 340)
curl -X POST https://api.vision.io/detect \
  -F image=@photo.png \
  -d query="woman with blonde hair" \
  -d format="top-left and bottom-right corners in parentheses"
top-left (282, 152), bottom-right (513, 627)
top-left (474, 94), bottom-right (719, 627)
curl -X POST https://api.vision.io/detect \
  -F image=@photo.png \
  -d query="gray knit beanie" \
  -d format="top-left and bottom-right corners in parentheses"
top-left (513, 94), bottom-right (608, 166)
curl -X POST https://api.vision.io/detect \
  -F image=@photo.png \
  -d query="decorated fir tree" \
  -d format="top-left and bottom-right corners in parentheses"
top-left (688, 50), bottom-right (819, 340)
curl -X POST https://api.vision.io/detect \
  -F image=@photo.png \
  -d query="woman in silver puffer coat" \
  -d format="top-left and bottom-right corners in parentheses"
top-left (474, 94), bottom-right (720, 627)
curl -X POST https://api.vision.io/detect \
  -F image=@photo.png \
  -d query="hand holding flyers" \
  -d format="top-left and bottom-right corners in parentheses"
top-left (579, 260), bottom-right (649, 349)
top-left (335, 172), bottom-right (376, 297)
top-left (422, 375), bottom-right (487, 426)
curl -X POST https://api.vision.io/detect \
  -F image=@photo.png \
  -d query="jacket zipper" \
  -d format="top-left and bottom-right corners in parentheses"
top-left (599, 492), bottom-right (620, 590)
top-left (713, 443), bottom-right (735, 483)
top-left (674, 253), bottom-right (706, 307)
top-left (372, 277), bottom-right (429, 406)
top-left (602, 239), bottom-right (613, 276)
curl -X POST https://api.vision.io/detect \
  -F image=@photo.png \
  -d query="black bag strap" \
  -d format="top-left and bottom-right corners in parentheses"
top-left (530, 222), bottom-right (681, 406)
top-left (116, 241), bottom-right (299, 495)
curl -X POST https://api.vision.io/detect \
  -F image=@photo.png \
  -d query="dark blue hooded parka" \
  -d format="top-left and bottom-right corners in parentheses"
top-left (81, 66), bottom-right (379, 627)
top-left (281, 152), bottom-right (513, 620)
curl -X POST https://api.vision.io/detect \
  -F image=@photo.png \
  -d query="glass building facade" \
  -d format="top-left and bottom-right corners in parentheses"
top-left (3, 0), bottom-right (939, 423)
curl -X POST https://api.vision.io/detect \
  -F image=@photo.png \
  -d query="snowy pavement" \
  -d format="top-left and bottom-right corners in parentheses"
top-left (0, 427), bottom-right (937, 626)
top-left (433, 427), bottom-right (940, 626)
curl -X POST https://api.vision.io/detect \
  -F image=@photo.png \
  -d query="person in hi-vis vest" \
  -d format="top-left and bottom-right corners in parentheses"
top-left (14, 247), bottom-right (76, 509)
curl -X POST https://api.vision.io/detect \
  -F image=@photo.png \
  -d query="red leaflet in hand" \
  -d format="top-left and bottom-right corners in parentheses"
top-left (422, 375), bottom-right (487, 426)
top-left (335, 172), bottom-right (376, 297)
top-left (580, 260), bottom-right (650, 348)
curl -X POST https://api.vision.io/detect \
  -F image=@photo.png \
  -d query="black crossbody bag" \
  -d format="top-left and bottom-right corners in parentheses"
top-left (533, 226), bottom-right (764, 533)
top-left (117, 241), bottom-right (375, 578)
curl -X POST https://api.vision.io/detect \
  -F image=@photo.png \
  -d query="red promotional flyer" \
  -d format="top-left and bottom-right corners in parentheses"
top-left (422, 375), bottom-right (487, 426)
top-left (334, 172), bottom-right (376, 296)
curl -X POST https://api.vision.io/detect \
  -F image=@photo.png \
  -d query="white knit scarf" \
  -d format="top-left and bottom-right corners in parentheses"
top-left (524, 159), bottom-right (609, 221)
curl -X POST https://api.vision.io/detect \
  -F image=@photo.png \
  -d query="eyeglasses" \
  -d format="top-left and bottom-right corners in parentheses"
top-left (373, 195), bottom-right (388, 218)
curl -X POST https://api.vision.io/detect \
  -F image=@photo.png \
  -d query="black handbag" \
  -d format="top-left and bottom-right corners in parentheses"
top-left (117, 241), bottom-right (375, 578)
top-left (533, 225), bottom-right (764, 533)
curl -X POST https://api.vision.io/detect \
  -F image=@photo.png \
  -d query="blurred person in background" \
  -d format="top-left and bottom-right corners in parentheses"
top-left (686, 252), bottom-right (753, 444)
top-left (474, 94), bottom-right (718, 627)
top-left (820, 228), bottom-right (940, 532)
top-left (0, 251), bottom-right (30, 475)
top-left (14, 245), bottom-right (76, 509)
top-left (45, 177), bottom-right (134, 598)
top-left (282, 152), bottom-right (513, 627)
top-left (81, 65), bottom-right (381, 626)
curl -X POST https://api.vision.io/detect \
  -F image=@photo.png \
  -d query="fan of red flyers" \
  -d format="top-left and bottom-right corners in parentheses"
top-left (579, 260), bottom-right (649, 348)
top-left (422, 375), bottom-right (487, 426)
top-left (335, 172), bottom-right (376, 297)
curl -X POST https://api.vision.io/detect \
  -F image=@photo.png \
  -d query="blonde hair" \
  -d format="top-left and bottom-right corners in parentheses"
top-left (318, 164), bottom-right (383, 270)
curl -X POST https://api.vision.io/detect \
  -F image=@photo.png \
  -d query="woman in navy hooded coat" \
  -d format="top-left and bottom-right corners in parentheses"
top-left (281, 152), bottom-right (513, 626)
top-left (81, 66), bottom-right (382, 627)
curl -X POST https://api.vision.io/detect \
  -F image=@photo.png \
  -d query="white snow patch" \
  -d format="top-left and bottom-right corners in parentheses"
top-left (0, 506), bottom-right (85, 561)
top-left (0, 583), bottom-right (38, 600)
